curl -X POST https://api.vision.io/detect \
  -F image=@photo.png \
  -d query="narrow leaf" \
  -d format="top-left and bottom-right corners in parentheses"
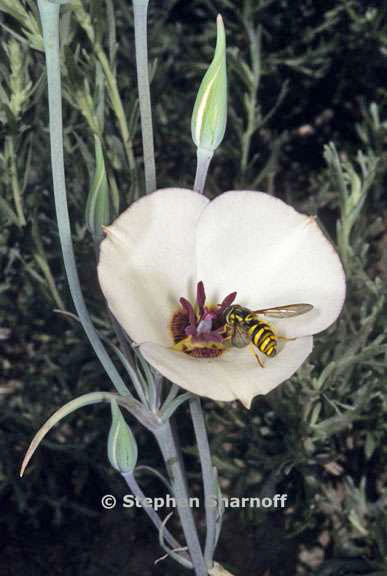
top-left (20, 391), bottom-right (124, 477)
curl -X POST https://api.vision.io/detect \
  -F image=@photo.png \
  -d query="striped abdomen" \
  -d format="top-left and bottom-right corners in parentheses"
top-left (247, 321), bottom-right (277, 357)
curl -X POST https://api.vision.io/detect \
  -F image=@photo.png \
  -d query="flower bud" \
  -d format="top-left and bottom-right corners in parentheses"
top-left (191, 15), bottom-right (227, 153)
top-left (85, 136), bottom-right (111, 245)
top-left (107, 400), bottom-right (138, 474)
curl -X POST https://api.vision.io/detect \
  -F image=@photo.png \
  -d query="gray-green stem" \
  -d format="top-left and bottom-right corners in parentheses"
top-left (154, 422), bottom-right (208, 575)
top-left (190, 397), bottom-right (217, 567)
top-left (37, 0), bottom-right (129, 398)
top-left (122, 471), bottom-right (188, 557)
top-left (133, 0), bottom-right (157, 194)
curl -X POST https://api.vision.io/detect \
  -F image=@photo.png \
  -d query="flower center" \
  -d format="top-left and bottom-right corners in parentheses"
top-left (170, 281), bottom-right (236, 358)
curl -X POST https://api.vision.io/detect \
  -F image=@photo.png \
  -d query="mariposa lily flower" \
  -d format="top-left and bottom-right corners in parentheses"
top-left (98, 189), bottom-right (345, 408)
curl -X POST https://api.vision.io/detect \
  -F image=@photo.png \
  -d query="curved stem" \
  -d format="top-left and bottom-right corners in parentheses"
top-left (154, 422), bottom-right (208, 576)
top-left (133, 0), bottom-right (157, 194)
top-left (122, 471), bottom-right (188, 556)
top-left (37, 0), bottom-right (129, 398)
top-left (190, 397), bottom-right (217, 567)
top-left (20, 391), bottom-right (153, 478)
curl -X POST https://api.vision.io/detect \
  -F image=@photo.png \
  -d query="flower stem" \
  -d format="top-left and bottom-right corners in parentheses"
top-left (154, 421), bottom-right (208, 575)
top-left (133, 0), bottom-right (157, 194)
top-left (122, 471), bottom-right (187, 555)
top-left (37, 0), bottom-right (129, 398)
top-left (190, 397), bottom-right (217, 567)
top-left (194, 147), bottom-right (213, 194)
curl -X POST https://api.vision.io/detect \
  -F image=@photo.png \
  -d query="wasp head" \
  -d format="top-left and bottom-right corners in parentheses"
top-left (222, 304), bottom-right (250, 325)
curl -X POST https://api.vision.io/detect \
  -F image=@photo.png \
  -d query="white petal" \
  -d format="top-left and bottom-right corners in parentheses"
top-left (196, 191), bottom-right (345, 337)
top-left (98, 189), bottom-right (209, 345)
top-left (140, 336), bottom-right (313, 408)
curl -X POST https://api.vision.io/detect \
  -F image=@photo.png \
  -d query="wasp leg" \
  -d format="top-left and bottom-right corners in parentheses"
top-left (249, 343), bottom-right (264, 367)
top-left (224, 336), bottom-right (233, 349)
top-left (221, 326), bottom-right (234, 346)
top-left (277, 335), bottom-right (296, 341)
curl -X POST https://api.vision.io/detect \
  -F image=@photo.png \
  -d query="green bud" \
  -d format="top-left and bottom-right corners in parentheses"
top-left (85, 136), bottom-right (111, 245)
top-left (107, 400), bottom-right (138, 474)
top-left (191, 15), bottom-right (227, 153)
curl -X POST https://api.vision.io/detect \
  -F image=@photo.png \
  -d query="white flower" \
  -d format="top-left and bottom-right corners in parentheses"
top-left (98, 189), bottom-right (345, 408)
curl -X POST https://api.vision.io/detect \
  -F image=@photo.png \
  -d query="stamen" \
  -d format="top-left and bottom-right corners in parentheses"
top-left (171, 282), bottom-right (237, 358)
top-left (218, 291), bottom-right (237, 312)
top-left (170, 310), bottom-right (189, 343)
top-left (180, 297), bottom-right (196, 335)
top-left (196, 281), bottom-right (206, 314)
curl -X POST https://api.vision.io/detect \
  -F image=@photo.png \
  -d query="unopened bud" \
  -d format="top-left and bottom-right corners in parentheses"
top-left (107, 400), bottom-right (138, 474)
top-left (191, 15), bottom-right (227, 153)
top-left (85, 136), bottom-right (111, 244)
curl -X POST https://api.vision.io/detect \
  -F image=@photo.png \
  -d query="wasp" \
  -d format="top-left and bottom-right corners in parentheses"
top-left (222, 303), bottom-right (313, 367)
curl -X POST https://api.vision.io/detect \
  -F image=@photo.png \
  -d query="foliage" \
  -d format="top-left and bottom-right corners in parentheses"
top-left (0, 0), bottom-right (386, 574)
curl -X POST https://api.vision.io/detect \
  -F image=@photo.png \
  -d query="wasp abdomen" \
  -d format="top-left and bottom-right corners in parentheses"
top-left (247, 321), bottom-right (277, 357)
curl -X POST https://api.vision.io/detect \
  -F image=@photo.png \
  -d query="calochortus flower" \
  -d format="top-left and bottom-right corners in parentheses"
top-left (98, 189), bottom-right (345, 408)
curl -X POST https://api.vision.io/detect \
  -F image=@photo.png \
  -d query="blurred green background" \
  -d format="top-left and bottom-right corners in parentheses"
top-left (0, 1), bottom-right (386, 575)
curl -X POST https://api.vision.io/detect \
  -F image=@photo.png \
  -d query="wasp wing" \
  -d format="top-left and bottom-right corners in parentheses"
top-left (231, 325), bottom-right (251, 348)
top-left (250, 303), bottom-right (314, 319)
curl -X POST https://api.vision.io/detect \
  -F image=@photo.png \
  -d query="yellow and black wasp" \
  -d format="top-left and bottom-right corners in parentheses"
top-left (222, 303), bottom-right (313, 367)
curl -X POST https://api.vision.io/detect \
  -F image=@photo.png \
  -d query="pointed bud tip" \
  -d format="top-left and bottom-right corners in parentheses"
top-left (216, 14), bottom-right (225, 40)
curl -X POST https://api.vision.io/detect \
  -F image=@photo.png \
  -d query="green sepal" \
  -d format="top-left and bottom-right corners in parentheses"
top-left (85, 136), bottom-right (111, 244)
top-left (191, 15), bottom-right (227, 153)
top-left (107, 399), bottom-right (138, 474)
